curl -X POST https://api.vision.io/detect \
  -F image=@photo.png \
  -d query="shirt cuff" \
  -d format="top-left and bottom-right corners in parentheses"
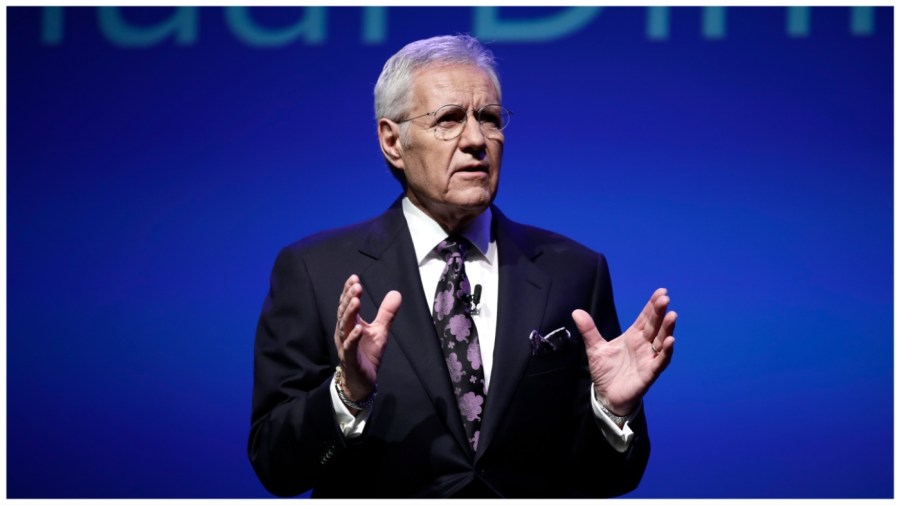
top-left (590, 385), bottom-right (639, 453)
top-left (330, 373), bottom-right (372, 439)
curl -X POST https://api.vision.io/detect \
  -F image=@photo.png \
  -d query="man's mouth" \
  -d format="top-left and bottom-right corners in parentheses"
top-left (456, 164), bottom-right (489, 174)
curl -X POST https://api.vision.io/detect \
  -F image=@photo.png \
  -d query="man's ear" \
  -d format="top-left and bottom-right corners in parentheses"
top-left (377, 118), bottom-right (405, 170)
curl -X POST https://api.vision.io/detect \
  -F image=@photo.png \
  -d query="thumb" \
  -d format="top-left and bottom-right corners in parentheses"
top-left (374, 290), bottom-right (403, 327)
top-left (572, 309), bottom-right (605, 349)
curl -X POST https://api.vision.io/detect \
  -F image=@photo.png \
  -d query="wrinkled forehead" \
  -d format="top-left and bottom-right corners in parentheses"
top-left (409, 63), bottom-right (500, 110)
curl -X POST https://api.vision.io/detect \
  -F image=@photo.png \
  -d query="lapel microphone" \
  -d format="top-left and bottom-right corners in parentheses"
top-left (468, 284), bottom-right (483, 315)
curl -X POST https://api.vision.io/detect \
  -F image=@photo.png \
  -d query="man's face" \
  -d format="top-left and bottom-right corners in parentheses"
top-left (393, 64), bottom-right (504, 228)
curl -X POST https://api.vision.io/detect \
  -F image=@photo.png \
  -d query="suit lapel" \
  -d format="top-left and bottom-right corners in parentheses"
top-left (356, 200), bottom-right (473, 457)
top-left (476, 210), bottom-right (551, 461)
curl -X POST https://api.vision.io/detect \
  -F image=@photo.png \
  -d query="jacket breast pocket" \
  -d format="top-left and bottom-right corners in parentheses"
top-left (523, 341), bottom-right (584, 378)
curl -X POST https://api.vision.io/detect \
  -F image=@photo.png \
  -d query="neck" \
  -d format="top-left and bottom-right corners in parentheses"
top-left (407, 199), bottom-right (486, 236)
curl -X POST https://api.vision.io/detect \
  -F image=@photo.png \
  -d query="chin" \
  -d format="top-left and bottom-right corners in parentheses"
top-left (448, 189), bottom-right (494, 210)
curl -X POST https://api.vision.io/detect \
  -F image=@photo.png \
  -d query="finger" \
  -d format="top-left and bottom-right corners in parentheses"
top-left (341, 324), bottom-right (363, 366)
top-left (650, 309), bottom-right (677, 344)
top-left (640, 289), bottom-right (669, 341)
top-left (633, 288), bottom-right (662, 331)
top-left (572, 309), bottom-right (605, 349)
top-left (337, 277), bottom-right (361, 320)
top-left (652, 335), bottom-right (676, 374)
top-left (341, 295), bottom-right (362, 340)
top-left (662, 310), bottom-right (677, 339)
top-left (372, 290), bottom-right (403, 328)
top-left (342, 274), bottom-right (358, 293)
top-left (337, 275), bottom-right (357, 310)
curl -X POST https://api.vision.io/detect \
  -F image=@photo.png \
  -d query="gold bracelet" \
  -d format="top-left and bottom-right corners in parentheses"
top-left (334, 366), bottom-right (377, 410)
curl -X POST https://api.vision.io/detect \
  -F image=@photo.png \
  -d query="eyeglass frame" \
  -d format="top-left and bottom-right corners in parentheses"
top-left (393, 103), bottom-right (513, 140)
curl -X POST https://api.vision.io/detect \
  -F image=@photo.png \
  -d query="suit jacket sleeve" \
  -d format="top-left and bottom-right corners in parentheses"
top-left (247, 245), bottom-right (343, 497)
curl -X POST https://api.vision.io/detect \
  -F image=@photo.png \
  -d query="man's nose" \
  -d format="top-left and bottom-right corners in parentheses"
top-left (458, 111), bottom-right (487, 151)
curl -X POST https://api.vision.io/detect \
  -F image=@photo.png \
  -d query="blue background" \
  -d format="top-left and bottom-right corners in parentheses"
top-left (7, 6), bottom-right (893, 498)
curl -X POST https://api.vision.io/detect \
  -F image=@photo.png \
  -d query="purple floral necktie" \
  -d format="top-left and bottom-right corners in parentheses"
top-left (433, 236), bottom-right (486, 451)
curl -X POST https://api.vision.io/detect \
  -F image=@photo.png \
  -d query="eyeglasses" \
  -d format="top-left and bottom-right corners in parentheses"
top-left (395, 104), bottom-right (512, 141)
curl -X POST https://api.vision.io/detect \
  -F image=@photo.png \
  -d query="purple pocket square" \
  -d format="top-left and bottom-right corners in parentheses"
top-left (529, 327), bottom-right (573, 355)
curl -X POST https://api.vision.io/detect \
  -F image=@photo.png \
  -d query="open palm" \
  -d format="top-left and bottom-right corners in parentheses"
top-left (572, 288), bottom-right (676, 416)
top-left (335, 274), bottom-right (402, 401)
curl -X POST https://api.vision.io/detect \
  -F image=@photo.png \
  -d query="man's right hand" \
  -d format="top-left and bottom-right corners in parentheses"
top-left (334, 274), bottom-right (402, 413)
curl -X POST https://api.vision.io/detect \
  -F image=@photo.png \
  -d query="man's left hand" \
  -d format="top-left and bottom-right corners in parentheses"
top-left (572, 288), bottom-right (676, 417)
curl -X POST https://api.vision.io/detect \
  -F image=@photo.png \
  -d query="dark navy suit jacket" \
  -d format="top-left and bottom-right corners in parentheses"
top-left (248, 199), bottom-right (651, 497)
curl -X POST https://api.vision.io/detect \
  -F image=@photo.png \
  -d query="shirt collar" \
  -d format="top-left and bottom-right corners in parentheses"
top-left (401, 196), bottom-right (493, 266)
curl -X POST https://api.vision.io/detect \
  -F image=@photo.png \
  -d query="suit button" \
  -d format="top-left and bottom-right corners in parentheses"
top-left (320, 445), bottom-right (336, 465)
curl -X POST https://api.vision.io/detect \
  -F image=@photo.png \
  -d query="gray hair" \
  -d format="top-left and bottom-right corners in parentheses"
top-left (374, 35), bottom-right (501, 189)
top-left (375, 34), bottom-right (501, 122)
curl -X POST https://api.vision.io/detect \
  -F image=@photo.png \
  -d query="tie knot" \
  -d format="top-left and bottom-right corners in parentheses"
top-left (436, 236), bottom-right (469, 262)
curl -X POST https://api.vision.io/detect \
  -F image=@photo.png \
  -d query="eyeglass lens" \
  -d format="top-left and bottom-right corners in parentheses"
top-left (431, 105), bottom-right (510, 140)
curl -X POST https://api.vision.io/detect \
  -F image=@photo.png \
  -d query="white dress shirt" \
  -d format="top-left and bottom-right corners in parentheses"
top-left (331, 198), bottom-right (637, 452)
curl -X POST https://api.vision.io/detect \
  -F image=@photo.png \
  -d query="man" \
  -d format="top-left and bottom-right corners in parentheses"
top-left (248, 34), bottom-right (676, 498)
